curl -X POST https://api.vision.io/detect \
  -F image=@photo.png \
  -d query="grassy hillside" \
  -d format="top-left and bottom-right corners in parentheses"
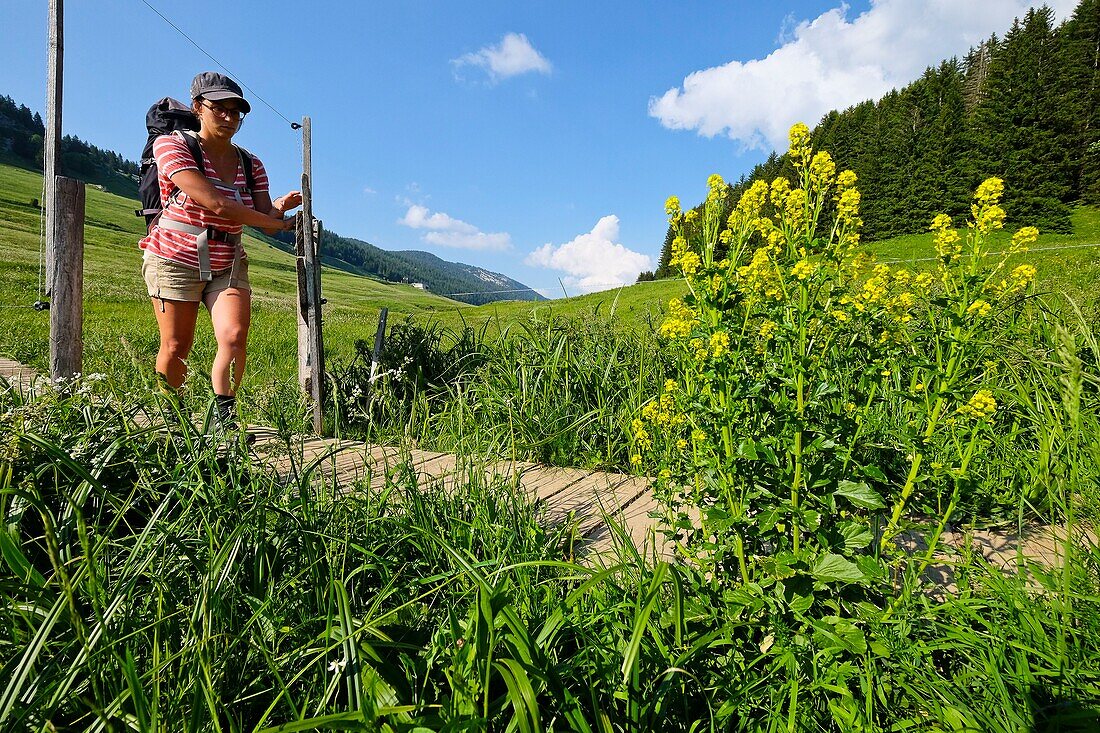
top-left (0, 162), bottom-right (472, 388)
top-left (2, 158), bottom-right (1099, 394)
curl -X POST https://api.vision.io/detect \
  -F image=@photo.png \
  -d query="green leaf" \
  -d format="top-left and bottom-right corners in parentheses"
top-left (812, 617), bottom-right (867, 655)
top-left (811, 553), bottom-right (865, 584)
top-left (834, 480), bottom-right (885, 510)
top-left (862, 465), bottom-right (887, 483)
top-left (788, 592), bottom-right (814, 614)
top-left (837, 521), bottom-right (873, 551)
top-left (0, 528), bottom-right (46, 589)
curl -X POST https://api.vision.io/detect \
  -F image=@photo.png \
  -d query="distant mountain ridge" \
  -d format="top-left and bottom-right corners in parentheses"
top-left (0, 93), bottom-right (544, 305)
top-left (268, 229), bottom-right (545, 305)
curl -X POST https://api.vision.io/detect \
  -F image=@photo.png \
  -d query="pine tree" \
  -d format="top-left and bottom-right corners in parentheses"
top-left (1056, 0), bottom-right (1100, 201)
top-left (971, 8), bottom-right (1073, 231)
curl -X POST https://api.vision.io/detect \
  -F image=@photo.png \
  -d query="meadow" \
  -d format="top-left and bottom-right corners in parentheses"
top-left (2, 133), bottom-right (1100, 732)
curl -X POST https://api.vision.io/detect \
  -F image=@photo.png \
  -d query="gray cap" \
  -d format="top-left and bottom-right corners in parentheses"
top-left (189, 72), bottom-right (251, 113)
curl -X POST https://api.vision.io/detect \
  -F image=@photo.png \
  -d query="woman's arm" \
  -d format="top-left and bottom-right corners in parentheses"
top-left (252, 189), bottom-right (304, 235)
top-left (168, 168), bottom-right (294, 232)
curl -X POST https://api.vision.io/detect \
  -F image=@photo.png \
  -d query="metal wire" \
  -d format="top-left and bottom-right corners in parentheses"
top-left (138, 0), bottom-right (301, 131)
top-left (882, 241), bottom-right (1100, 264)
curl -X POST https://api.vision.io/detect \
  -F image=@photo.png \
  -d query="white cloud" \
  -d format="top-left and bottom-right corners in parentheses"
top-left (649, 0), bottom-right (1079, 151)
top-left (453, 32), bottom-right (552, 82)
top-left (526, 215), bottom-right (652, 295)
top-left (399, 204), bottom-right (512, 251)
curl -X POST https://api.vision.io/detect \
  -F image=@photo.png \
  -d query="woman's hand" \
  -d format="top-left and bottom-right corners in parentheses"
top-left (272, 191), bottom-right (303, 213)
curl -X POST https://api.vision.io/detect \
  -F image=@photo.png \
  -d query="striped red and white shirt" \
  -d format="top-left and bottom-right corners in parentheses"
top-left (139, 132), bottom-right (269, 270)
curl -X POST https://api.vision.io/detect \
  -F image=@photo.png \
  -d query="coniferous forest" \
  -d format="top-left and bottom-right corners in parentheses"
top-left (657, 2), bottom-right (1100, 277)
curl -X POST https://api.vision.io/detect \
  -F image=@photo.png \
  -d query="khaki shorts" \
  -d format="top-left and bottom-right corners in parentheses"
top-left (142, 250), bottom-right (251, 303)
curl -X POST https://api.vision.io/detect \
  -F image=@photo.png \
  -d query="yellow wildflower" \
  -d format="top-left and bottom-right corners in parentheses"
top-left (836, 169), bottom-right (858, 190)
top-left (784, 188), bottom-right (808, 230)
top-left (770, 176), bottom-right (791, 206)
top-left (1011, 264), bottom-right (1036, 286)
top-left (659, 298), bottom-right (695, 339)
top-left (966, 299), bottom-right (992, 318)
top-left (684, 209), bottom-right (699, 224)
top-left (791, 260), bottom-right (815, 280)
top-left (975, 177), bottom-right (1004, 207)
top-left (630, 454), bottom-right (643, 467)
top-left (958, 389), bottom-right (997, 421)
top-left (678, 248), bottom-right (702, 276)
top-left (975, 205), bottom-right (1006, 235)
top-left (691, 337), bottom-right (708, 362)
top-left (809, 151), bottom-right (836, 189)
top-left (931, 213), bottom-right (962, 261)
top-left (861, 275), bottom-right (887, 303)
top-left (836, 187), bottom-right (861, 226)
top-left (788, 122), bottom-right (812, 167)
top-left (1000, 264), bottom-right (1037, 296)
top-left (709, 331), bottom-right (730, 357)
top-left (665, 196), bottom-right (681, 218)
top-left (758, 320), bottom-right (778, 340)
top-left (1010, 226), bottom-right (1038, 253)
top-left (831, 310), bottom-right (849, 322)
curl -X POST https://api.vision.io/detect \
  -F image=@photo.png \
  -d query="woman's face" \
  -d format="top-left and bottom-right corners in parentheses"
top-left (194, 98), bottom-right (244, 141)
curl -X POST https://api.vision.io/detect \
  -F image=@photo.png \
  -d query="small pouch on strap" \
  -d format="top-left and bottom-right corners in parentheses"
top-left (195, 228), bottom-right (213, 282)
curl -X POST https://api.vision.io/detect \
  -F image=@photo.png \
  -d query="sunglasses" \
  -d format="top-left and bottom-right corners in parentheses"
top-left (200, 100), bottom-right (246, 121)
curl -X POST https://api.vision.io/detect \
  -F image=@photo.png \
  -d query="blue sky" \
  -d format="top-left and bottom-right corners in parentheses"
top-left (2, 0), bottom-right (1076, 297)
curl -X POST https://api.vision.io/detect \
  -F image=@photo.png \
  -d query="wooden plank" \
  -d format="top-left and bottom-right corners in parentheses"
top-left (0, 358), bottom-right (42, 393)
top-left (542, 473), bottom-right (645, 524)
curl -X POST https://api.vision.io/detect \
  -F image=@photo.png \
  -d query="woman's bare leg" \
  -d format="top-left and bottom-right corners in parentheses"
top-left (152, 299), bottom-right (200, 388)
top-left (205, 287), bottom-right (251, 396)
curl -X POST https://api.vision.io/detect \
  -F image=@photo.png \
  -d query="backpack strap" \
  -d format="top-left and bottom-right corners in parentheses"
top-left (236, 147), bottom-right (256, 195)
top-left (178, 130), bottom-right (255, 196)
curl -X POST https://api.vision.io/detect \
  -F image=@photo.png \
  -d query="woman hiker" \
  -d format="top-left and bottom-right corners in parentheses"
top-left (140, 71), bottom-right (301, 441)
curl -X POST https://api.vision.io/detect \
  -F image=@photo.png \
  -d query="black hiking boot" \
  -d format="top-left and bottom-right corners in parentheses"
top-left (212, 393), bottom-right (256, 448)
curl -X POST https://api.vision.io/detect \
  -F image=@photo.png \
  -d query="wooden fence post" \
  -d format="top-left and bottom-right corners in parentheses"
top-left (295, 115), bottom-right (324, 434)
top-left (296, 214), bottom-right (310, 391)
top-left (369, 307), bottom-right (388, 384)
top-left (49, 176), bottom-right (83, 381)
top-left (44, 0), bottom-right (64, 292)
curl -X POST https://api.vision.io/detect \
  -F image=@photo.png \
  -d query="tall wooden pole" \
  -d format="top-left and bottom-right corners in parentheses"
top-left (44, 0), bottom-right (64, 294)
top-left (49, 177), bottom-right (83, 381)
top-left (299, 116), bottom-right (324, 434)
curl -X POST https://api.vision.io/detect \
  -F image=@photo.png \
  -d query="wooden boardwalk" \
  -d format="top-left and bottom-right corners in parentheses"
top-left (3, 357), bottom-right (1092, 568)
top-left (0, 358), bottom-right (41, 394)
top-left (0, 358), bottom-right (662, 557)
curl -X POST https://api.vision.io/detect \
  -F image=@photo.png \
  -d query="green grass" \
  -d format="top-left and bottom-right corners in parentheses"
top-left (0, 162), bottom-right (474, 384)
top-left (866, 206), bottom-right (1100, 318)
top-left (4, 160), bottom-right (1100, 731)
top-left (4, 159), bottom-right (1098, 393)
